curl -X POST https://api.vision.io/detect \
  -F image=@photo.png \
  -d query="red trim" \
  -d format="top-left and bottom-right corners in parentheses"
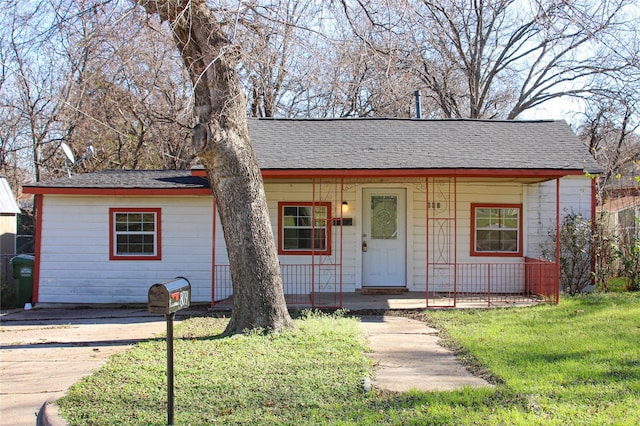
top-left (453, 178), bottom-right (458, 295)
top-left (211, 198), bottom-right (216, 307)
top-left (425, 177), bottom-right (429, 298)
top-left (277, 201), bottom-right (332, 256)
top-left (32, 195), bottom-right (43, 303)
top-left (22, 187), bottom-right (211, 196)
top-left (470, 203), bottom-right (523, 257)
top-left (262, 169), bottom-right (583, 179)
top-left (555, 178), bottom-right (561, 303)
top-left (311, 184), bottom-right (316, 304)
top-left (109, 208), bottom-right (162, 261)
top-left (22, 169), bottom-right (583, 196)
top-left (590, 177), bottom-right (597, 284)
top-left (339, 178), bottom-right (344, 306)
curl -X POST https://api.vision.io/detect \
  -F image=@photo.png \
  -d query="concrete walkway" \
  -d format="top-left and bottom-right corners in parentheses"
top-left (360, 315), bottom-right (492, 392)
top-left (1, 308), bottom-right (491, 425)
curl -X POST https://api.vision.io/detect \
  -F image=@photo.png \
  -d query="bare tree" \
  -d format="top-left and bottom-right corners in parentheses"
top-left (0, 0), bottom-right (196, 186)
top-left (53, 3), bottom-right (195, 175)
top-left (136, 0), bottom-right (294, 334)
top-left (341, 0), bottom-right (640, 119)
top-left (3, 2), bottom-right (71, 182)
top-left (578, 96), bottom-right (640, 203)
top-left (236, 1), bottom-right (309, 117)
top-left (232, 1), bottom-right (421, 118)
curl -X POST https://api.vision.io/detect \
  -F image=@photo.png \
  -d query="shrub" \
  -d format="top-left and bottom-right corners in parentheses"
top-left (541, 212), bottom-right (593, 294)
top-left (0, 272), bottom-right (16, 310)
top-left (617, 233), bottom-right (639, 291)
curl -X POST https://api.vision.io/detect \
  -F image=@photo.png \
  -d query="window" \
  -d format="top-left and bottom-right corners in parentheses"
top-left (471, 204), bottom-right (522, 256)
top-left (278, 202), bottom-right (331, 255)
top-left (110, 208), bottom-right (161, 260)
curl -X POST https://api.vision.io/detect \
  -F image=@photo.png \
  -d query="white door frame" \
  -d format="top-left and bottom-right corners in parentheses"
top-left (355, 184), bottom-right (414, 289)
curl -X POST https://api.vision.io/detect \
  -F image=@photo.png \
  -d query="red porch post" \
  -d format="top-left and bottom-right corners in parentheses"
top-left (591, 177), bottom-right (597, 285)
top-left (555, 178), bottom-right (561, 303)
top-left (425, 176), bottom-right (429, 305)
top-left (32, 195), bottom-right (43, 304)
top-left (311, 177), bottom-right (316, 307)
top-left (211, 197), bottom-right (217, 308)
top-left (339, 177), bottom-right (344, 307)
top-left (453, 177), bottom-right (458, 304)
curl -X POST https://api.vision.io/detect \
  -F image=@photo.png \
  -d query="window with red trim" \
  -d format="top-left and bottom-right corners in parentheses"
top-left (471, 204), bottom-right (522, 256)
top-left (109, 208), bottom-right (161, 260)
top-left (278, 202), bottom-right (331, 255)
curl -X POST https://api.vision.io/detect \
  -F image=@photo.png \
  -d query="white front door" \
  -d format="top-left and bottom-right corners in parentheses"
top-left (362, 188), bottom-right (407, 287)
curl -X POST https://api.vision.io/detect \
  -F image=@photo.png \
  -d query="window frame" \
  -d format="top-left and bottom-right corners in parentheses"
top-left (278, 202), bottom-right (332, 255)
top-left (109, 208), bottom-right (162, 260)
top-left (470, 203), bottom-right (522, 257)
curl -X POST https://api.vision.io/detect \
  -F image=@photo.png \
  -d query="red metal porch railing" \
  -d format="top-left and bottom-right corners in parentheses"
top-left (212, 263), bottom-right (343, 308)
top-left (426, 259), bottom-right (559, 307)
top-left (524, 257), bottom-right (559, 303)
top-left (212, 259), bottom-right (557, 309)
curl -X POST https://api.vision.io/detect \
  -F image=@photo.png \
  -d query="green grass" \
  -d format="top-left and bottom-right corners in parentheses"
top-left (607, 277), bottom-right (632, 292)
top-left (421, 293), bottom-right (640, 425)
top-left (58, 294), bottom-right (640, 425)
top-left (59, 310), bottom-right (374, 425)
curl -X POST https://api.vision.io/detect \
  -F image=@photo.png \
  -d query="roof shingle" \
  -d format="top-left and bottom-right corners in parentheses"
top-left (248, 118), bottom-right (601, 172)
top-left (24, 118), bottom-right (601, 190)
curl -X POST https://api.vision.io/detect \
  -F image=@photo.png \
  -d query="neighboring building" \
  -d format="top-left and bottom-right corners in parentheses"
top-left (0, 177), bottom-right (22, 255)
top-left (23, 118), bottom-right (601, 307)
top-left (605, 161), bottom-right (640, 199)
top-left (598, 196), bottom-right (640, 243)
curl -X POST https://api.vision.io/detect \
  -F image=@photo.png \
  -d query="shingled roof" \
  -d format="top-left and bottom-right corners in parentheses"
top-left (24, 118), bottom-right (600, 191)
top-left (248, 118), bottom-right (601, 172)
top-left (24, 170), bottom-right (210, 191)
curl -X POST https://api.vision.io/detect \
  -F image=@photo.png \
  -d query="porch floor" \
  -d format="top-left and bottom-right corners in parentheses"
top-left (212, 291), bottom-right (543, 311)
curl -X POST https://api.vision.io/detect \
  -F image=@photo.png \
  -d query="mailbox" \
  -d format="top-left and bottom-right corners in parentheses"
top-left (148, 277), bottom-right (191, 315)
top-left (148, 277), bottom-right (191, 425)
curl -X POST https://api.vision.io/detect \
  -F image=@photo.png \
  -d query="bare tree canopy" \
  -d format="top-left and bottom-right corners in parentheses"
top-left (0, 0), bottom-right (196, 187)
top-left (578, 94), bottom-right (640, 202)
top-left (341, 0), bottom-right (640, 119)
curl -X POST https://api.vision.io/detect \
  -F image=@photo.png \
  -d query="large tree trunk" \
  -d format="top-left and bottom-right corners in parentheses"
top-left (138, 0), bottom-right (294, 334)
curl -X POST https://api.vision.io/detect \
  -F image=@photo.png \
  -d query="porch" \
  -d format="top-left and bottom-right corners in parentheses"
top-left (211, 290), bottom-right (545, 311)
top-left (210, 175), bottom-right (562, 309)
top-left (211, 258), bottom-right (557, 310)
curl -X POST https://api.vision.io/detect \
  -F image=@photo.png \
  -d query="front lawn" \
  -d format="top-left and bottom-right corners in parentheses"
top-left (421, 292), bottom-right (640, 425)
top-left (58, 294), bottom-right (640, 425)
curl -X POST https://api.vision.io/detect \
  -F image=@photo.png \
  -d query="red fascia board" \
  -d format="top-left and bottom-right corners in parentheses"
top-left (32, 195), bottom-right (43, 303)
top-left (23, 168), bottom-right (588, 195)
top-left (22, 187), bottom-right (212, 196)
top-left (260, 169), bottom-right (585, 179)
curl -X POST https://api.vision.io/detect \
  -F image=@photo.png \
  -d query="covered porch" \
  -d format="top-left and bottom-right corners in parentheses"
top-left (211, 174), bottom-right (563, 309)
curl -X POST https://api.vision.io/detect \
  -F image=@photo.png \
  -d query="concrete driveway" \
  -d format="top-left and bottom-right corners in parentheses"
top-left (0, 308), bottom-right (175, 426)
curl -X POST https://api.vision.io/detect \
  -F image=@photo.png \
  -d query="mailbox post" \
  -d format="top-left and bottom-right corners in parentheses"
top-left (148, 277), bottom-right (191, 426)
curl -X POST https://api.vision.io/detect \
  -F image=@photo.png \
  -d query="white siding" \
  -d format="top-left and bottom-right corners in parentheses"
top-left (38, 196), bottom-right (214, 304)
top-left (526, 175), bottom-right (593, 258)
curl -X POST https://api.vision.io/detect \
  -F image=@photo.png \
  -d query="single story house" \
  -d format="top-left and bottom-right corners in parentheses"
top-left (23, 118), bottom-right (601, 308)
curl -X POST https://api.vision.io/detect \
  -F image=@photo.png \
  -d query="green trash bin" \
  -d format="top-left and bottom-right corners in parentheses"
top-left (11, 254), bottom-right (35, 307)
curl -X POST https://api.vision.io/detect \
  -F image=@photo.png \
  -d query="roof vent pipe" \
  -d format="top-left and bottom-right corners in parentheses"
top-left (414, 90), bottom-right (422, 119)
